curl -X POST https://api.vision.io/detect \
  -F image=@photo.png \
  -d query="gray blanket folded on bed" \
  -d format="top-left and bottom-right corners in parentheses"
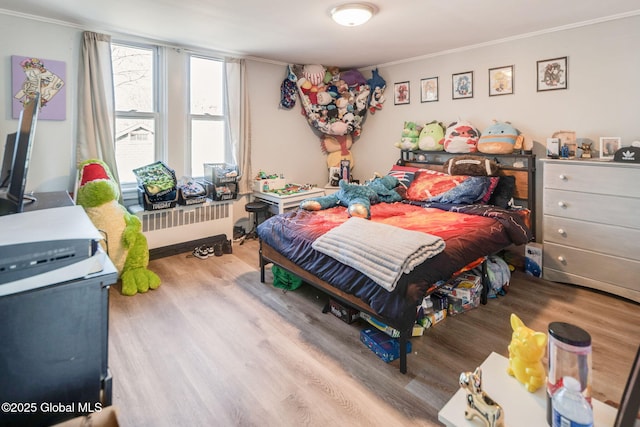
top-left (311, 217), bottom-right (446, 292)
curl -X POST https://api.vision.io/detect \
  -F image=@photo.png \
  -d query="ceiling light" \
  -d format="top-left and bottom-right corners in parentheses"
top-left (330, 3), bottom-right (375, 27)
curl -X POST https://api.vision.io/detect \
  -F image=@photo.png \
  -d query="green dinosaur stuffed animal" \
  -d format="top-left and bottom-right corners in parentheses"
top-left (299, 175), bottom-right (402, 219)
top-left (76, 159), bottom-right (161, 296)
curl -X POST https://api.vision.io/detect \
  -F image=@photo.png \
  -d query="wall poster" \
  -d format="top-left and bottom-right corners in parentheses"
top-left (12, 55), bottom-right (66, 120)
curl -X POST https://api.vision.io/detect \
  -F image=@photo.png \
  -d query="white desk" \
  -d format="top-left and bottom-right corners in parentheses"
top-left (253, 187), bottom-right (325, 215)
top-left (438, 352), bottom-right (617, 427)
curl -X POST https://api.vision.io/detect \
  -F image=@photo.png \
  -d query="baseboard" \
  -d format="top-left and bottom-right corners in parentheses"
top-left (149, 234), bottom-right (228, 260)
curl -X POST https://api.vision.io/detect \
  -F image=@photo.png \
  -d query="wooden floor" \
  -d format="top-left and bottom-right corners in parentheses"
top-left (108, 239), bottom-right (640, 426)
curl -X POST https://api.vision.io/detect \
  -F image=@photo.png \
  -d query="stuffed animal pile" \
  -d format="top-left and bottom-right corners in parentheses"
top-left (76, 159), bottom-right (161, 296)
top-left (285, 64), bottom-right (387, 173)
top-left (295, 64), bottom-right (375, 137)
top-left (394, 119), bottom-right (525, 155)
top-left (299, 175), bottom-right (401, 219)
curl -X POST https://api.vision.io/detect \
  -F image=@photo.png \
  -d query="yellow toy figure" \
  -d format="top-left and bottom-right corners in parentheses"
top-left (507, 313), bottom-right (547, 392)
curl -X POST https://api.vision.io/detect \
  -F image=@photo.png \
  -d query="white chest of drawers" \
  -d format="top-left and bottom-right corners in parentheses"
top-left (542, 159), bottom-right (640, 303)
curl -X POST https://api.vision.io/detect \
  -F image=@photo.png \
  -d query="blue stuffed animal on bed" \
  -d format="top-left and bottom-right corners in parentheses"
top-left (300, 175), bottom-right (402, 219)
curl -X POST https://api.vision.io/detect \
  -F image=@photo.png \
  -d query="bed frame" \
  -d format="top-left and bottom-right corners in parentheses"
top-left (259, 151), bottom-right (536, 374)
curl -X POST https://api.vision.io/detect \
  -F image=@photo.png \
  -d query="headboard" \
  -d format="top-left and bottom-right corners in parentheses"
top-left (397, 150), bottom-right (536, 237)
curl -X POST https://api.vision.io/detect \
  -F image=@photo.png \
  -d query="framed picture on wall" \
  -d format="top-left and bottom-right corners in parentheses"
top-left (420, 77), bottom-right (438, 102)
top-left (394, 81), bottom-right (410, 105)
top-left (537, 56), bottom-right (568, 91)
top-left (489, 65), bottom-right (514, 96)
top-left (452, 71), bottom-right (473, 99)
top-left (599, 137), bottom-right (622, 159)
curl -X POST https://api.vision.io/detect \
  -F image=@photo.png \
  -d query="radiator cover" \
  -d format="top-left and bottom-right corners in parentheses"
top-left (129, 201), bottom-right (233, 249)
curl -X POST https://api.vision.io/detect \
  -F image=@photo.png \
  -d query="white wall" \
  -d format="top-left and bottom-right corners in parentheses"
top-left (247, 15), bottom-right (640, 238)
top-left (2, 12), bottom-right (639, 235)
top-left (0, 13), bottom-right (80, 192)
top-left (248, 14), bottom-right (640, 185)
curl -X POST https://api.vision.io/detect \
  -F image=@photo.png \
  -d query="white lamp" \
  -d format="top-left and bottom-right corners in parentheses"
top-left (330, 3), bottom-right (375, 27)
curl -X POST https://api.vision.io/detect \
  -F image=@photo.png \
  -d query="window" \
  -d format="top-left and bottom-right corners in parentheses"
top-left (189, 56), bottom-right (225, 177)
top-left (111, 42), bottom-right (159, 184)
top-left (111, 43), bottom-right (235, 190)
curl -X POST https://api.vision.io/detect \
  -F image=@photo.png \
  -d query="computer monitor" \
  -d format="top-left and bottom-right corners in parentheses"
top-left (0, 92), bottom-right (40, 215)
top-left (0, 133), bottom-right (16, 188)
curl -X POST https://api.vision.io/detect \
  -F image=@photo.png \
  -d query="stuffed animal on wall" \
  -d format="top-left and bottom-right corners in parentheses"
top-left (395, 121), bottom-right (421, 151)
top-left (443, 119), bottom-right (480, 153)
top-left (299, 175), bottom-right (402, 219)
top-left (418, 120), bottom-right (446, 151)
top-left (506, 313), bottom-right (547, 392)
top-left (302, 64), bottom-right (326, 86)
top-left (322, 134), bottom-right (354, 169)
top-left (478, 120), bottom-right (524, 154)
top-left (76, 159), bottom-right (161, 296)
top-left (367, 68), bottom-right (386, 114)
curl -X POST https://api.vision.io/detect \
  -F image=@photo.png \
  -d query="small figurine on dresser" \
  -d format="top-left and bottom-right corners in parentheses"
top-left (581, 142), bottom-right (592, 158)
top-left (459, 367), bottom-right (505, 427)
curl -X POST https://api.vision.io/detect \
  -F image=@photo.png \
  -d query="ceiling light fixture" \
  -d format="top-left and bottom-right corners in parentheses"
top-left (330, 3), bottom-right (375, 27)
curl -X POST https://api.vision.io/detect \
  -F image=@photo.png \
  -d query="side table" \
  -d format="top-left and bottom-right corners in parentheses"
top-left (438, 352), bottom-right (617, 427)
top-left (253, 187), bottom-right (325, 215)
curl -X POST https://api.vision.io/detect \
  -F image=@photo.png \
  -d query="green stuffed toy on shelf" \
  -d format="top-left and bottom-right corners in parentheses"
top-left (299, 175), bottom-right (402, 219)
top-left (76, 159), bottom-right (161, 296)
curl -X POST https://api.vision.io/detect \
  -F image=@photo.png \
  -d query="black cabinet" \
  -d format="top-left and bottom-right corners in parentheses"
top-left (0, 194), bottom-right (118, 427)
top-left (0, 262), bottom-right (117, 427)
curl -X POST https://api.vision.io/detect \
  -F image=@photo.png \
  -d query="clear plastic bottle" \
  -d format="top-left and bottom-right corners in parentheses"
top-left (552, 376), bottom-right (593, 427)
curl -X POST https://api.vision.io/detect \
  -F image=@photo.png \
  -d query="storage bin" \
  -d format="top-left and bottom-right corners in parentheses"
top-left (204, 180), bottom-right (238, 201)
top-left (132, 161), bottom-right (177, 201)
top-left (204, 163), bottom-right (239, 185)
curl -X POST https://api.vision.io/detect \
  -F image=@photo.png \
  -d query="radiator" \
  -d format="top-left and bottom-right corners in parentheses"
top-left (130, 201), bottom-right (233, 249)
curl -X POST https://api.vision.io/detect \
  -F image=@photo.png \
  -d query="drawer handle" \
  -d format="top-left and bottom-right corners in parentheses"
top-left (558, 201), bottom-right (567, 208)
top-left (557, 228), bottom-right (566, 236)
top-left (559, 174), bottom-right (567, 181)
top-left (557, 256), bottom-right (566, 263)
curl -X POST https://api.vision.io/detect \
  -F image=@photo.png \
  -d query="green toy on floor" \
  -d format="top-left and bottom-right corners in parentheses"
top-left (76, 159), bottom-right (161, 296)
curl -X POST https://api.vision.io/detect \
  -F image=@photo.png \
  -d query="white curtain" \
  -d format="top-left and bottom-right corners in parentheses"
top-left (224, 58), bottom-right (251, 194)
top-left (76, 31), bottom-right (120, 186)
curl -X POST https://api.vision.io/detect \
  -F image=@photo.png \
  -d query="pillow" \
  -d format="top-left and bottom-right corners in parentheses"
top-left (480, 176), bottom-right (501, 204)
top-left (443, 155), bottom-right (500, 176)
top-left (387, 164), bottom-right (420, 189)
top-left (488, 175), bottom-right (516, 208)
top-left (405, 170), bottom-right (492, 204)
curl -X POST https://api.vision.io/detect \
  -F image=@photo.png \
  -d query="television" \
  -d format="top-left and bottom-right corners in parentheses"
top-left (614, 344), bottom-right (640, 427)
top-left (0, 92), bottom-right (40, 216)
top-left (0, 132), bottom-right (16, 188)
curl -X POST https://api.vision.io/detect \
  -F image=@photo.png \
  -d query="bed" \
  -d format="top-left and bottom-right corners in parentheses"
top-left (256, 151), bottom-right (535, 373)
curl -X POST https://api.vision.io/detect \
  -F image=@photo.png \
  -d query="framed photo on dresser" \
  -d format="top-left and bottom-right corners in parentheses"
top-left (599, 137), bottom-right (621, 159)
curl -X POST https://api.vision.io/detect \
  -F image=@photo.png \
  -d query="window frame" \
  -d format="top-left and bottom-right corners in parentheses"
top-left (111, 40), bottom-right (165, 194)
top-left (187, 54), bottom-right (226, 179)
